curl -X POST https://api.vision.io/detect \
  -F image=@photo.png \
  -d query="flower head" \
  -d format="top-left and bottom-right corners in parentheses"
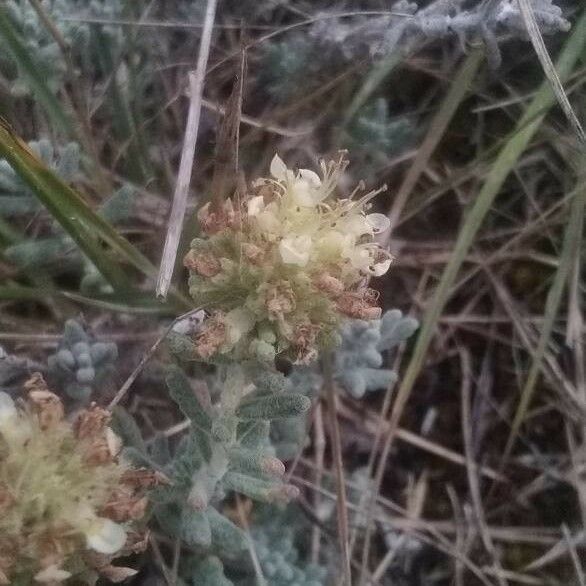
top-left (0, 376), bottom-right (157, 584)
top-left (184, 153), bottom-right (393, 364)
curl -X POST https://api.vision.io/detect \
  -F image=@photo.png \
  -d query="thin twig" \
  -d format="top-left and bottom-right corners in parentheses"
top-left (324, 353), bottom-right (353, 585)
top-left (311, 402), bottom-right (326, 564)
top-left (107, 306), bottom-right (204, 410)
top-left (156, 0), bottom-right (218, 299)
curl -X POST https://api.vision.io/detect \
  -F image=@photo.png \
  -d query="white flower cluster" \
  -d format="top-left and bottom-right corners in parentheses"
top-left (0, 392), bottom-right (127, 558)
top-left (186, 153), bottom-right (393, 363)
top-left (248, 154), bottom-right (392, 278)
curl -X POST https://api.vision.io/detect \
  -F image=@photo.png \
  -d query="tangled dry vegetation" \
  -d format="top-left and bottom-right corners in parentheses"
top-left (0, 1), bottom-right (585, 585)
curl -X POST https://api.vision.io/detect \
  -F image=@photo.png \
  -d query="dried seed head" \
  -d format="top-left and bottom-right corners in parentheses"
top-left (183, 250), bottom-right (221, 277)
top-left (195, 312), bottom-right (228, 359)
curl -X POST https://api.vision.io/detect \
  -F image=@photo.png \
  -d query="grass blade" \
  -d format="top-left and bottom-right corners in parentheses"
top-left (0, 118), bottom-right (154, 293)
top-left (365, 10), bottom-right (586, 560)
top-left (501, 153), bottom-right (586, 462)
top-left (95, 26), bottom-right (150, 183)
top-left (386, 49), bottom-right (484, 229)
top-left (517, 0), bottom-right (585, 143)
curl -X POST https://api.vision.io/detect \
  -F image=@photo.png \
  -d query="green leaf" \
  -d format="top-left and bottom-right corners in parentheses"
top-left (181, 508), bottom-right (212, 548)
top-left (236, 393), bottom-right (310, 420)
top-left (191, 557), bottom-right (234, 586)
top-left (228, 447), bottom-right (285, 479)
top-left (111, 407), bottom-right (146, 454)
top-left (165, 366), bottom-right (212, 430)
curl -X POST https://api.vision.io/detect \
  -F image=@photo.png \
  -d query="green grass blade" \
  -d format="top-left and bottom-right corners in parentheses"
top-left (502, 156), bottom-right (586, 461)
top-left (0, 284), bottom-right (177, 314)
top-left (384, 10), bottom-right (586, 450)
top-left (0, 119), bottom-right (153, 293)
top-left (387, 49), bottom-right (484, 228)
top-left (95, 27), bottom-right (150, 183)
top-left (0, 6), bottom-right (73, 134)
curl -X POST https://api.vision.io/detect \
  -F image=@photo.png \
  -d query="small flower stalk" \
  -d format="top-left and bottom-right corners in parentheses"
top-left (185, 153), bottom-right (392, 364)
top-left (0, 374), bottom-right (157, 584)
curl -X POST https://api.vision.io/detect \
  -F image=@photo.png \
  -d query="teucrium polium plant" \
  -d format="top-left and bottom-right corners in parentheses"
top-left (0, 150), bottom-right (407, 582)
top-left (149, 153), bottom-right (397, 583)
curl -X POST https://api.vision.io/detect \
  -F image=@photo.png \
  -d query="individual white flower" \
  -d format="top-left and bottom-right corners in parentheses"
top-left (270, 153), bottom-right (326, 207)
top-left (369, 257), bottom-right (392, 277)
top-left (224, 307), bottom-right (255, 345)
top-left (342, 212), bottom-right (391, 238)
top-left (344, 244), bottom-right (392, 277)
top-left (34, 565), bottom-right (72, 583)
top-left (290, 168), bottom-right (325, 207)
top-left (279, 235), bottom-right (312, 266)
top-left (84, 517), bottom-right (127, 555)
top-left (72, 504), bottom-right (127, 555)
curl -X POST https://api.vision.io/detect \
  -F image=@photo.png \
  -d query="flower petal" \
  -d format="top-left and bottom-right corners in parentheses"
top-left (85, 518), bottom-right (127, 555)
top-left (370, 258), bottom-right (392, 277)
top-left (270, 153), bottom-right (288, 181)
top-left (298, 168), bottom-right (321, 188)
top-left (366, 213), bottom-right (391, 234)
top-left (290, 179), bottom-right (316, 207)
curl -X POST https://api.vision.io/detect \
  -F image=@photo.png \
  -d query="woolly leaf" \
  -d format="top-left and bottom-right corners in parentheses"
top-left (166, 366), bottom-right (212, 430)
top-left (237, 393), bottom-right (310, 420)
top-left (223, 471), bottom-right (296, 503)
top-left (167, 332), bottom-right (200, 362)
top-left (207, 507), bottom-right (248, 558)
top-left (228, 447), bottom-right (284, 479)
top-left (252, 369), bottom-right (287, 395)
top-left (181, 509), bottom-right (212, 548)
top-left (378, 310), bottom-right (419, 351)
top-left (191, 556), bottom-right (234, 586)
top-left (110, 406), bottom-right (146, 454)
top-left (238, 420), bottom-right (272, 449)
